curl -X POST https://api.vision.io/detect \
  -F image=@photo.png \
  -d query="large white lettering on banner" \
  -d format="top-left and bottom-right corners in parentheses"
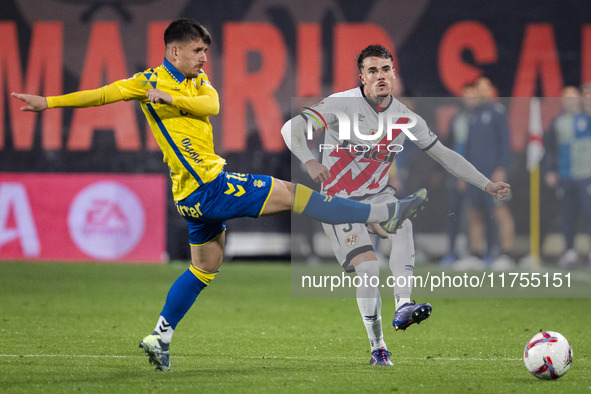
top-left (0, 183), bottom-right (40, 256)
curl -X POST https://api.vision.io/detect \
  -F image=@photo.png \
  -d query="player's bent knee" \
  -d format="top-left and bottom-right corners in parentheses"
top-left (351, 250), bottom-right (379, 267)
top-left (190, 233), bottom-right (225, 272)
top-left (191, 255), bottom-right (223, 273)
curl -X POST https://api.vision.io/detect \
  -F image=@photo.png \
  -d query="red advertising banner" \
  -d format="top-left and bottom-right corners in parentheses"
top-left (0, 173), bottom-right (166, 263)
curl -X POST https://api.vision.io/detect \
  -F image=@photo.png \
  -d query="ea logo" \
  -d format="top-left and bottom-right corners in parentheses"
top-left (68, 181), bottom-right (145, 259)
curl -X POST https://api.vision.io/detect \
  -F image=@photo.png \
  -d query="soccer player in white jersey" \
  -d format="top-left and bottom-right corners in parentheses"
top-left (282, 44), bottom-right (511, 366)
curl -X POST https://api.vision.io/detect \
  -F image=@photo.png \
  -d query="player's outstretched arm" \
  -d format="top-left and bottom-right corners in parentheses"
top-left (426, 141), bottom-right (512, 201)
top-left (281, 116), bottom-right (322, 180)
top-left (13, 84), bottom-right (125, 110)
top-left (11, 93), bottom-right (48, 112)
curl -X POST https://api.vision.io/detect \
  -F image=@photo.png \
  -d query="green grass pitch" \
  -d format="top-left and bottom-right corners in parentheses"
top-left (0, 261), bottom-right (589, 393)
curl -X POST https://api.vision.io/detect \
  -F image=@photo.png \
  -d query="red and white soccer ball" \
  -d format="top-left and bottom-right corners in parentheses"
top-left (523, 331), bottom-right (573, 380)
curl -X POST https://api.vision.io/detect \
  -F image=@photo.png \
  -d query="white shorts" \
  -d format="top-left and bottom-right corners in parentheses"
top-left (322, 187), bottom-right (398, 272)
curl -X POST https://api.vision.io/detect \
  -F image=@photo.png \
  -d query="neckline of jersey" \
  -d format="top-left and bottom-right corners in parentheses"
top-left (162, 57), bottom-right (186, 84)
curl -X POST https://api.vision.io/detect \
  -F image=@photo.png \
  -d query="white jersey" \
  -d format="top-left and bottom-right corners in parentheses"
top-left (302, 87), bottom-right (437, 198)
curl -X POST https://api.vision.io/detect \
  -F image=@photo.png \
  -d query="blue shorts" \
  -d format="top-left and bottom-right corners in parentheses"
top-left (176, 172), bottom-right (274, 245)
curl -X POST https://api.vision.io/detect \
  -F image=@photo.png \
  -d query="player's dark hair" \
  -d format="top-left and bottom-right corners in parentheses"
top-left (357, 44), bottom-right (393, 72)
top-left (164, 19), bottom-right (211, 46)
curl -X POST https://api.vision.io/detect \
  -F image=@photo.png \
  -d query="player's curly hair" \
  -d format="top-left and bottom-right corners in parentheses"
top-left (165, 19), bottom-right (211, 46)
top-left (357, 44), bottom-right (393, 72)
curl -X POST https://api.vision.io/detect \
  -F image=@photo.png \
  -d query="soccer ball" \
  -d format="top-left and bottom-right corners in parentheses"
top-left (523, 331), bottom-right (573, 380)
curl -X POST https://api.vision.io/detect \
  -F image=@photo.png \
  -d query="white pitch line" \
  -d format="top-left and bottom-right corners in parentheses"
top-left (0, 354), bottom-right (583, 362)
top-left (0, 354), bottom-right (517, 361)
top-left (243, 355), bottom-right (525, 362)
top-left (0, 354), bottom-right (185, 359)
top-left (0, 354), bottom-right (137, 358)
top-left (429, 357), bottom-right (521, 361)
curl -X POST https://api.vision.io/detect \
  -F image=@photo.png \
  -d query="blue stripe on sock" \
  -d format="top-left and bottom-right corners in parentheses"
top-left (160, 269), bottom-right (207, 329)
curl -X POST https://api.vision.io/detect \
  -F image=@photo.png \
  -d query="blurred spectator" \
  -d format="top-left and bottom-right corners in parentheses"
top-left (439, 81), bottom-right (480, 265)
top-left (582, 82), bottom-right (591, 113)
top-left (454, 77), bottom-right (516, 270)
top-left (543, 85), bottom-right (591, 268)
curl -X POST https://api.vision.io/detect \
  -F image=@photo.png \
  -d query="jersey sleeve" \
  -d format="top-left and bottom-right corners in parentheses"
top-left (195, 71), bottom-right (210, 90)
top-left (171, 81), bottom-right (220, 117)
top-left (113, 72), bottom-right (152, 101)
top-left (47, 82), bottom-right (125, 108)
top-left (301, 97), bottom-right (342, 136)
top-left (281, 115), bottom-right (317, 164)
top-left (407, 107), bottom-right (438, 150)
top-left (426, 140), bottom-right (490, 191)
top-left (46, 71), bottom-right (156, 108)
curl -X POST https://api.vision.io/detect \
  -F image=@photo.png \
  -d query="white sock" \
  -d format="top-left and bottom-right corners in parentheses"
top-left (154, 315), bottom-right (174, 344)
top-left (367, 204), bottom-right (389, 222)
top-left (389, 220), bottom-right (416, 310)
top-left (355, 260), bottom-right (386, 351)
top-left (396, 297), bottom-right (411, 310)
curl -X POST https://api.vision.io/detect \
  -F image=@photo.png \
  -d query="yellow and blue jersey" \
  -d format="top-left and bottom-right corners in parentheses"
top-left (117, 58), bottom-right (226, 200)
top-left (48, 58), bottom-right (226, 201)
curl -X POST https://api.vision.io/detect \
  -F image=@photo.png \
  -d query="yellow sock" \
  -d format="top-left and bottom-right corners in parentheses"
top-left (292, 184), bottom-right (314, 214)
top-left (189, 265), bottom-right (217, 285)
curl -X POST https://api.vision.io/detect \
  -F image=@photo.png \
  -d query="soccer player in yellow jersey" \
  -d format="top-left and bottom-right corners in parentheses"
top-left (12, 19), bottom-right (433, 371)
